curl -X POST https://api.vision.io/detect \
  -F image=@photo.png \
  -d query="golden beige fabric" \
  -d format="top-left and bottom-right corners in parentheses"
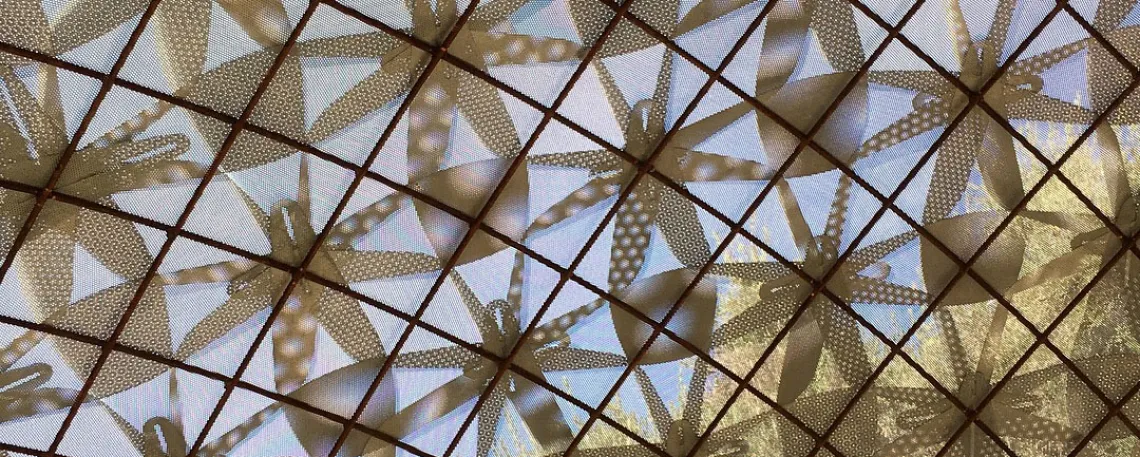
top-left (0, 0), bottom-right (1138, 456)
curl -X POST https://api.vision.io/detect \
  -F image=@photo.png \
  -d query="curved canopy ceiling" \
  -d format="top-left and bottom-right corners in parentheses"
top-left (0, 0), bottom-right (1139, 456)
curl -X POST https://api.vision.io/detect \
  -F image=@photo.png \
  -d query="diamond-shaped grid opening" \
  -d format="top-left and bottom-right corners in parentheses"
top-left (68, 84), bottom-right (229, 225)
top-left (312, 176), bottom-right (470, 317)
top-left (449, 0), bottom-right (617, 107)
top-left (448, 368), bottom-right (592, 457)
top-left (119, 0), bottom-right (309, 118)
top-left (749, 294), bottom-right (891, 440)
top-left (845, 39), bottom-right (971, 197)
top-left (718, 0), bottom-right (893, 106)
top-left (1069, 0), bottom-right (1140, 69)
top-left (572, 173), bottom-right (728, 300)
top-left (418, 229), bottom-right (563, 354)
top-left (829, 209), bottom-right (942, 344)
top-left (996, 10), bottom-right (1133, 162)
top-left (740, 147), bottom-right (882, 268)
top-left (899, 0), bottom-right (1056, 88)
top-left (0, 57), bottom-right (102, 187)
top-left (520, 118), bottom-right (637, 268)
top-left (365, 59), bottom-right (544, 189)
top-left (555, 17), bottom-right (715, 146)
top-left (738, 2), bottom-right (891, 140)
top-left (998, 10), bottom-right (1130, 160)
top-left (1059, 117), bottom-right (1140, 229)
top-left (511, 283), bottom-right (633, 411)
top-left (596, 335), bottom-right (740, 453)
top-left (120, 235), bottom-right (287, 378)
top-left (56, 351), bottom-right (226, 457)
top-left (901, 299), bottom-right (1036, 409)
top-left (238, 279), bottom-right (410, 415)
top-left (248, 3), bottom-right (432, 166)
top-left (826, 356), bottom-right (958, 457)
top-left (1009, 176), bottom-right (1113, 330)
top-left (0, 322), bottom-right (99, 451)
top-left (891, 103), bottom-right (1049, 227)
top-left (629, 0), bottom-right (769, 68)
top-left (365, 326), bottom-right (497, 456)
top-left (655, 81), bottom-right (801, 222)
top-left (2, 200), bottom-right (164, 341)
top-left (704, 228), bottom-right (804, 380)
top-left (1048, 249), bottom-right (1140, 404)
top-left (184, 130), bottom-right (356, 266)
top-left (978, 346), bottom-right (1109, 456)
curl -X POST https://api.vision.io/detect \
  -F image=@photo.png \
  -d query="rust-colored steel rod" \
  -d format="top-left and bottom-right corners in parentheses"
top-left (19, 0), bottom-right (166, 453)
top-left (555, 2), bottom-right (920, 456)
top-left (606, 0), bottom-right (1140, 455)
top-left (46, 1), bottom-right (322, 453)
top-left (0, 267), bottom-right (670, 457)
top-left (676, 9), bottom-right (1020, 457)
top-left (180, 1), bottom-right (481, 456)
top-left (0, 1), bottom-right (163, 283)
top-left (425, 2), bottom-right (645, 456)
top-left (0, 18), bottom-right (805, 298)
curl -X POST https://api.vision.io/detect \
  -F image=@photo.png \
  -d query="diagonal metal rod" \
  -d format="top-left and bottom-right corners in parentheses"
top-left (6, 0), bottom-right (168, 452)
top-left (675, 8), bottom-right (1024, 457)
top-left (182, 1), bottom-right (484, 455)
top-left (803, 1), bottom-right (1140, 455)
top-left (604, 0), bottom-right (1140, 454)
top-left (46, 2), bottom-right (323, 455)
top-left (0, 2), bottom-right (162, 284)
top-left (554, 2), bottom-right (924, 455)
top-left (421, 1), bottom-right (645, 455)
top-left (314, 0), bottom-right (606, 452)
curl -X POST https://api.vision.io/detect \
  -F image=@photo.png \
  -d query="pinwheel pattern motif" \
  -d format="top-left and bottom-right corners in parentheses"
top-left (1, 0), bottom-right (1140, 456)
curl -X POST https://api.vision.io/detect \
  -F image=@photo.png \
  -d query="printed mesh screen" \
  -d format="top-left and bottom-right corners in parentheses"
top-left (0, 0), bottom-right (1138, 456)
